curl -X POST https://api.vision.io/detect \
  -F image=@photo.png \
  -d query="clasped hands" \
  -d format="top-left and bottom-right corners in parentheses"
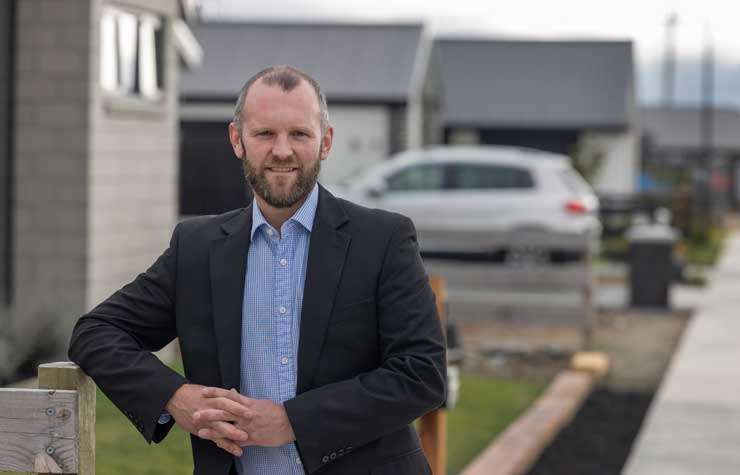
top-left (165, 384), bottom-right (296, 457)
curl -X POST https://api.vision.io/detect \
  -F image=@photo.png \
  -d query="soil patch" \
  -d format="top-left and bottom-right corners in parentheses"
top-left (525, 389), bottom-right (653, 475)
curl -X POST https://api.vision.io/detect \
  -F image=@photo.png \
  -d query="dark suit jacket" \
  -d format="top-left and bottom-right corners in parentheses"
top-left (68, 186), bottom-right (446, 474)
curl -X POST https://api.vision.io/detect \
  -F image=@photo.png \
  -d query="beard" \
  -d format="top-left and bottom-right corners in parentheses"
top-left (242, 148), bottom-right (321, 209)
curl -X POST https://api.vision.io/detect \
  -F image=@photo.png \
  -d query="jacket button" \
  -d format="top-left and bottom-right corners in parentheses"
top-left (322, 456), bottom-right (329, 463)
top-left (330, 452), bottom-right (336, 460)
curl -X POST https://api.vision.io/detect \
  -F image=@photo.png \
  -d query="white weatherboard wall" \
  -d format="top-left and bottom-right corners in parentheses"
top-left (87, 0), bottom-right (179, 308)
top-left (579, 130), bottom-right (638, 195)
top-left (320, 104), bottom-right (389, 184)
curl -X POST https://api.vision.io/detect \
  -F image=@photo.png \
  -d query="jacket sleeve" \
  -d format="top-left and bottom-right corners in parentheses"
top-left (68, 223), bottom-right (187, 443)
top-left (284, 216), bottom-right (447, 473)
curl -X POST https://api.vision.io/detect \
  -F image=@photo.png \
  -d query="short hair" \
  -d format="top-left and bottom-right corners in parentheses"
top-left (232, 65), bottom-right (329, 132)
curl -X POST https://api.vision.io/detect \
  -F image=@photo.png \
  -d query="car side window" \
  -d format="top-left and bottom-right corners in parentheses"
top-left (386, 164), bottom-right (446, 192)
top-left (450, 163), bottom-right (534, 190)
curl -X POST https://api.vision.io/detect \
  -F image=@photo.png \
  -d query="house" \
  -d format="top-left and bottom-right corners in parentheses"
top-left (179, 21), bottom-right (442, 215)
top-left (641, 106), bottom-right (740, 210)
top-left (434, 38), bottom-right (640, 197)
top-left (0, 0), bottom-right (200, 378)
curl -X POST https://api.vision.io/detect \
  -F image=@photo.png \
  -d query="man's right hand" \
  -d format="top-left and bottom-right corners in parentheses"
top-left (165, 384), bottom-right (249, 456)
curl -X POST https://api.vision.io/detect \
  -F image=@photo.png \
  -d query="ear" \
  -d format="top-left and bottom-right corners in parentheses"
top-left (319, 126), bottom-right (333, 161)
top-left (228, 121), bottom-right (244, 159)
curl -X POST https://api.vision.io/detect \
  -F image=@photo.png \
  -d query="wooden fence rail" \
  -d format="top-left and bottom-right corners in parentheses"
top-left (0, 362), bottom-right (95, 474)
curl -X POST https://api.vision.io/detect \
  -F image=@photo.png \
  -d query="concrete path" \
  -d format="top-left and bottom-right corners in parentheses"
top-left (622, 230), bottom-right (740, 475)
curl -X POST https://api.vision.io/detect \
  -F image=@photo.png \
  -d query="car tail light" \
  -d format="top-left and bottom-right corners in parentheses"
top-left (565, 199), bottom-right (587, 214)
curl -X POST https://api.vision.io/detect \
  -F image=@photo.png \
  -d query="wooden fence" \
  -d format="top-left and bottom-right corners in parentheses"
top-left (0, 362), bottom-right (95, 474)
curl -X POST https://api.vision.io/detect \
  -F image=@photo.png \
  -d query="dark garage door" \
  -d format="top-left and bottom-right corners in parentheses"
top-left (180, 121), bottom-right (252, 215)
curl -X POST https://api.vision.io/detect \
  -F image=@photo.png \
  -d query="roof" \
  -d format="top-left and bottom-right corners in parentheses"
top-left (641, 106), bottom-right (740, 151)
top-left (181, 21), bottom-right (424, 103)
top-left (434, 39), bottom-right (636, 129)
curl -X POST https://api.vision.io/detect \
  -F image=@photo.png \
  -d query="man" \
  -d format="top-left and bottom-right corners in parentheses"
top-left (68, 65), bottom-right (446, 475)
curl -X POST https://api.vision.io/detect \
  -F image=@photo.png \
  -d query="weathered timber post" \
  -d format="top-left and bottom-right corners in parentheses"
top-left (35, 362), bottom-right (96, 475)
top-left (0, 362), bottom-right (94, 474)
top-left (420, 276), bottom-right (448, 475)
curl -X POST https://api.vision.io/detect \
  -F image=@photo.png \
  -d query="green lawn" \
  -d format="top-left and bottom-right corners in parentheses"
top-left (446, 374), bottom-right (545, 475)
top-left (3, 372), bottom-right (543, 474)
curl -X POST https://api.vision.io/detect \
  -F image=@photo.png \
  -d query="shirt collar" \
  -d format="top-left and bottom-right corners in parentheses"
top-left (250, 184), bottom-right (319, 239)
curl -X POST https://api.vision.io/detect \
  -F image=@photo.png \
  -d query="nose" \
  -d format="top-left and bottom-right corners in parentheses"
top-left (271, 133), bottom-right (293, 160)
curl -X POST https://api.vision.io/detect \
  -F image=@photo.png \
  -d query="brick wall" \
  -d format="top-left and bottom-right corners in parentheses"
top-left (0, 2), bottom-right (11, 309)
top-left (12, 0), bottom-right (91, 359)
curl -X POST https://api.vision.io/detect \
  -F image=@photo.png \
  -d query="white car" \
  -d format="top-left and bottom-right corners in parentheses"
top-left (326, 146), bottom-right (601, 264)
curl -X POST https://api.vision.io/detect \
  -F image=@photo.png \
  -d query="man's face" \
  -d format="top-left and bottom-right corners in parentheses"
top-left (230, 79), bottom-right (332, 208)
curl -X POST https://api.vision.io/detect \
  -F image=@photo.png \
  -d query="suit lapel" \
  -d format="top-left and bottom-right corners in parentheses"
top-left (297, 187), bottom-right (350, 394)
top-left (210, 208), bottom-right (251, 391)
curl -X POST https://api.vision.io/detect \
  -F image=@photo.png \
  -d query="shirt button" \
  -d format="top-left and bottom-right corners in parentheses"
top-left (281, 356), bottom-right (289, 365)
top-left (279, 306), bottom-right (287, 314)
top-left (296, 457), bottom-right (302, 465)
top-left (280, 258), bottom-right (288, 266)
top-left (266, 228), bottom-right (273, 236)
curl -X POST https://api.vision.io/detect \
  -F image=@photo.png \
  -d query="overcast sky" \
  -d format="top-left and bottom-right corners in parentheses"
top-left (199, 0), bottom-right (740, 106)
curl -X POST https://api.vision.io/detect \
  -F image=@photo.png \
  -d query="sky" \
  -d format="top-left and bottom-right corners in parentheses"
top-left (198, 0), bottom-right (740, 107)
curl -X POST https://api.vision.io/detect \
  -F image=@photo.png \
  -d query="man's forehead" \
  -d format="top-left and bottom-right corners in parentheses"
top-left (247, 78), bottom-right (316, 105)
top-left (242, 79), bottom-right (322, 123)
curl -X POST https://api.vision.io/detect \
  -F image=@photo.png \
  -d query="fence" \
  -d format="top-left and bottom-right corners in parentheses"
top-left (0, 362), bottom-right (95, 474)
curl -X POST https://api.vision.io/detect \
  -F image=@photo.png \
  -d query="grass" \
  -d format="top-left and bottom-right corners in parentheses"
top-left (446, 374), bottom-right (545, 475)
top-left (95, 385), bottom-right (194, 474)
top-left (2, 371), bottom-right (544, 474)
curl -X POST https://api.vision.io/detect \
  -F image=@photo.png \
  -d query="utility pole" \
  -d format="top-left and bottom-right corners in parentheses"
top-left (700, 22), bottom-right (715, 224)
top-left (662, 13), bottom-right (678, 106)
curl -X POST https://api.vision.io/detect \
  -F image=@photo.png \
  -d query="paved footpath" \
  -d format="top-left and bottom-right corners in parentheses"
top-left (622, 230), bottom-right (740, 475)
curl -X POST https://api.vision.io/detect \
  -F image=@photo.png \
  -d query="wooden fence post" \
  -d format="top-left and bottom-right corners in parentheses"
top-left (36, 362), bottom-right (96, 475)
top-left (420, 276), bottom-right (448, 475)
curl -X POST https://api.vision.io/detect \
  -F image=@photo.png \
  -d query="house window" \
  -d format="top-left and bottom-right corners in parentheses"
top-left (100, 7), bottom-right (165, 102)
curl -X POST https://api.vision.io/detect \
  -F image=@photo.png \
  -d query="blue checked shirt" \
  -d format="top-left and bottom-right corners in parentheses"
top-left (235, 185), bottom-right (318, 475)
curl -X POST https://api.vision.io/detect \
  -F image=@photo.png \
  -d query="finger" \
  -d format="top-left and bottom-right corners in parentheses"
top-left (203, 396), bottom-right (254, 419)
top-left (199, 421), bottom-right (249, 442)
top-left (201, 387), bottom-right (234, 398)
top-left (214, 437), bottom-right (243, 457)
top-left (192, 409), bottom-right (236, 431)
top-left (193, 408), bottom-right (238, 424)
top-left (202, 387), bottom-right (253, 406)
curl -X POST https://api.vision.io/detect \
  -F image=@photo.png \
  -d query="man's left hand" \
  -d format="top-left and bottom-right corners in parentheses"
top-left (193, 388), bottom-right (296, 448)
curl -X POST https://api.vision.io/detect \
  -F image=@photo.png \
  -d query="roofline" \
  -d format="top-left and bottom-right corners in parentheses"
top-left (181, 96), bottom-right (408, 107)
top-left (434, 37), bottom-right (633, 47)
top-left (443, 121), bottom-right (630, 132)
top-left (198, 19), bottom-right (424, 30)
top-left (640, 105), bottom-right (740, 115)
